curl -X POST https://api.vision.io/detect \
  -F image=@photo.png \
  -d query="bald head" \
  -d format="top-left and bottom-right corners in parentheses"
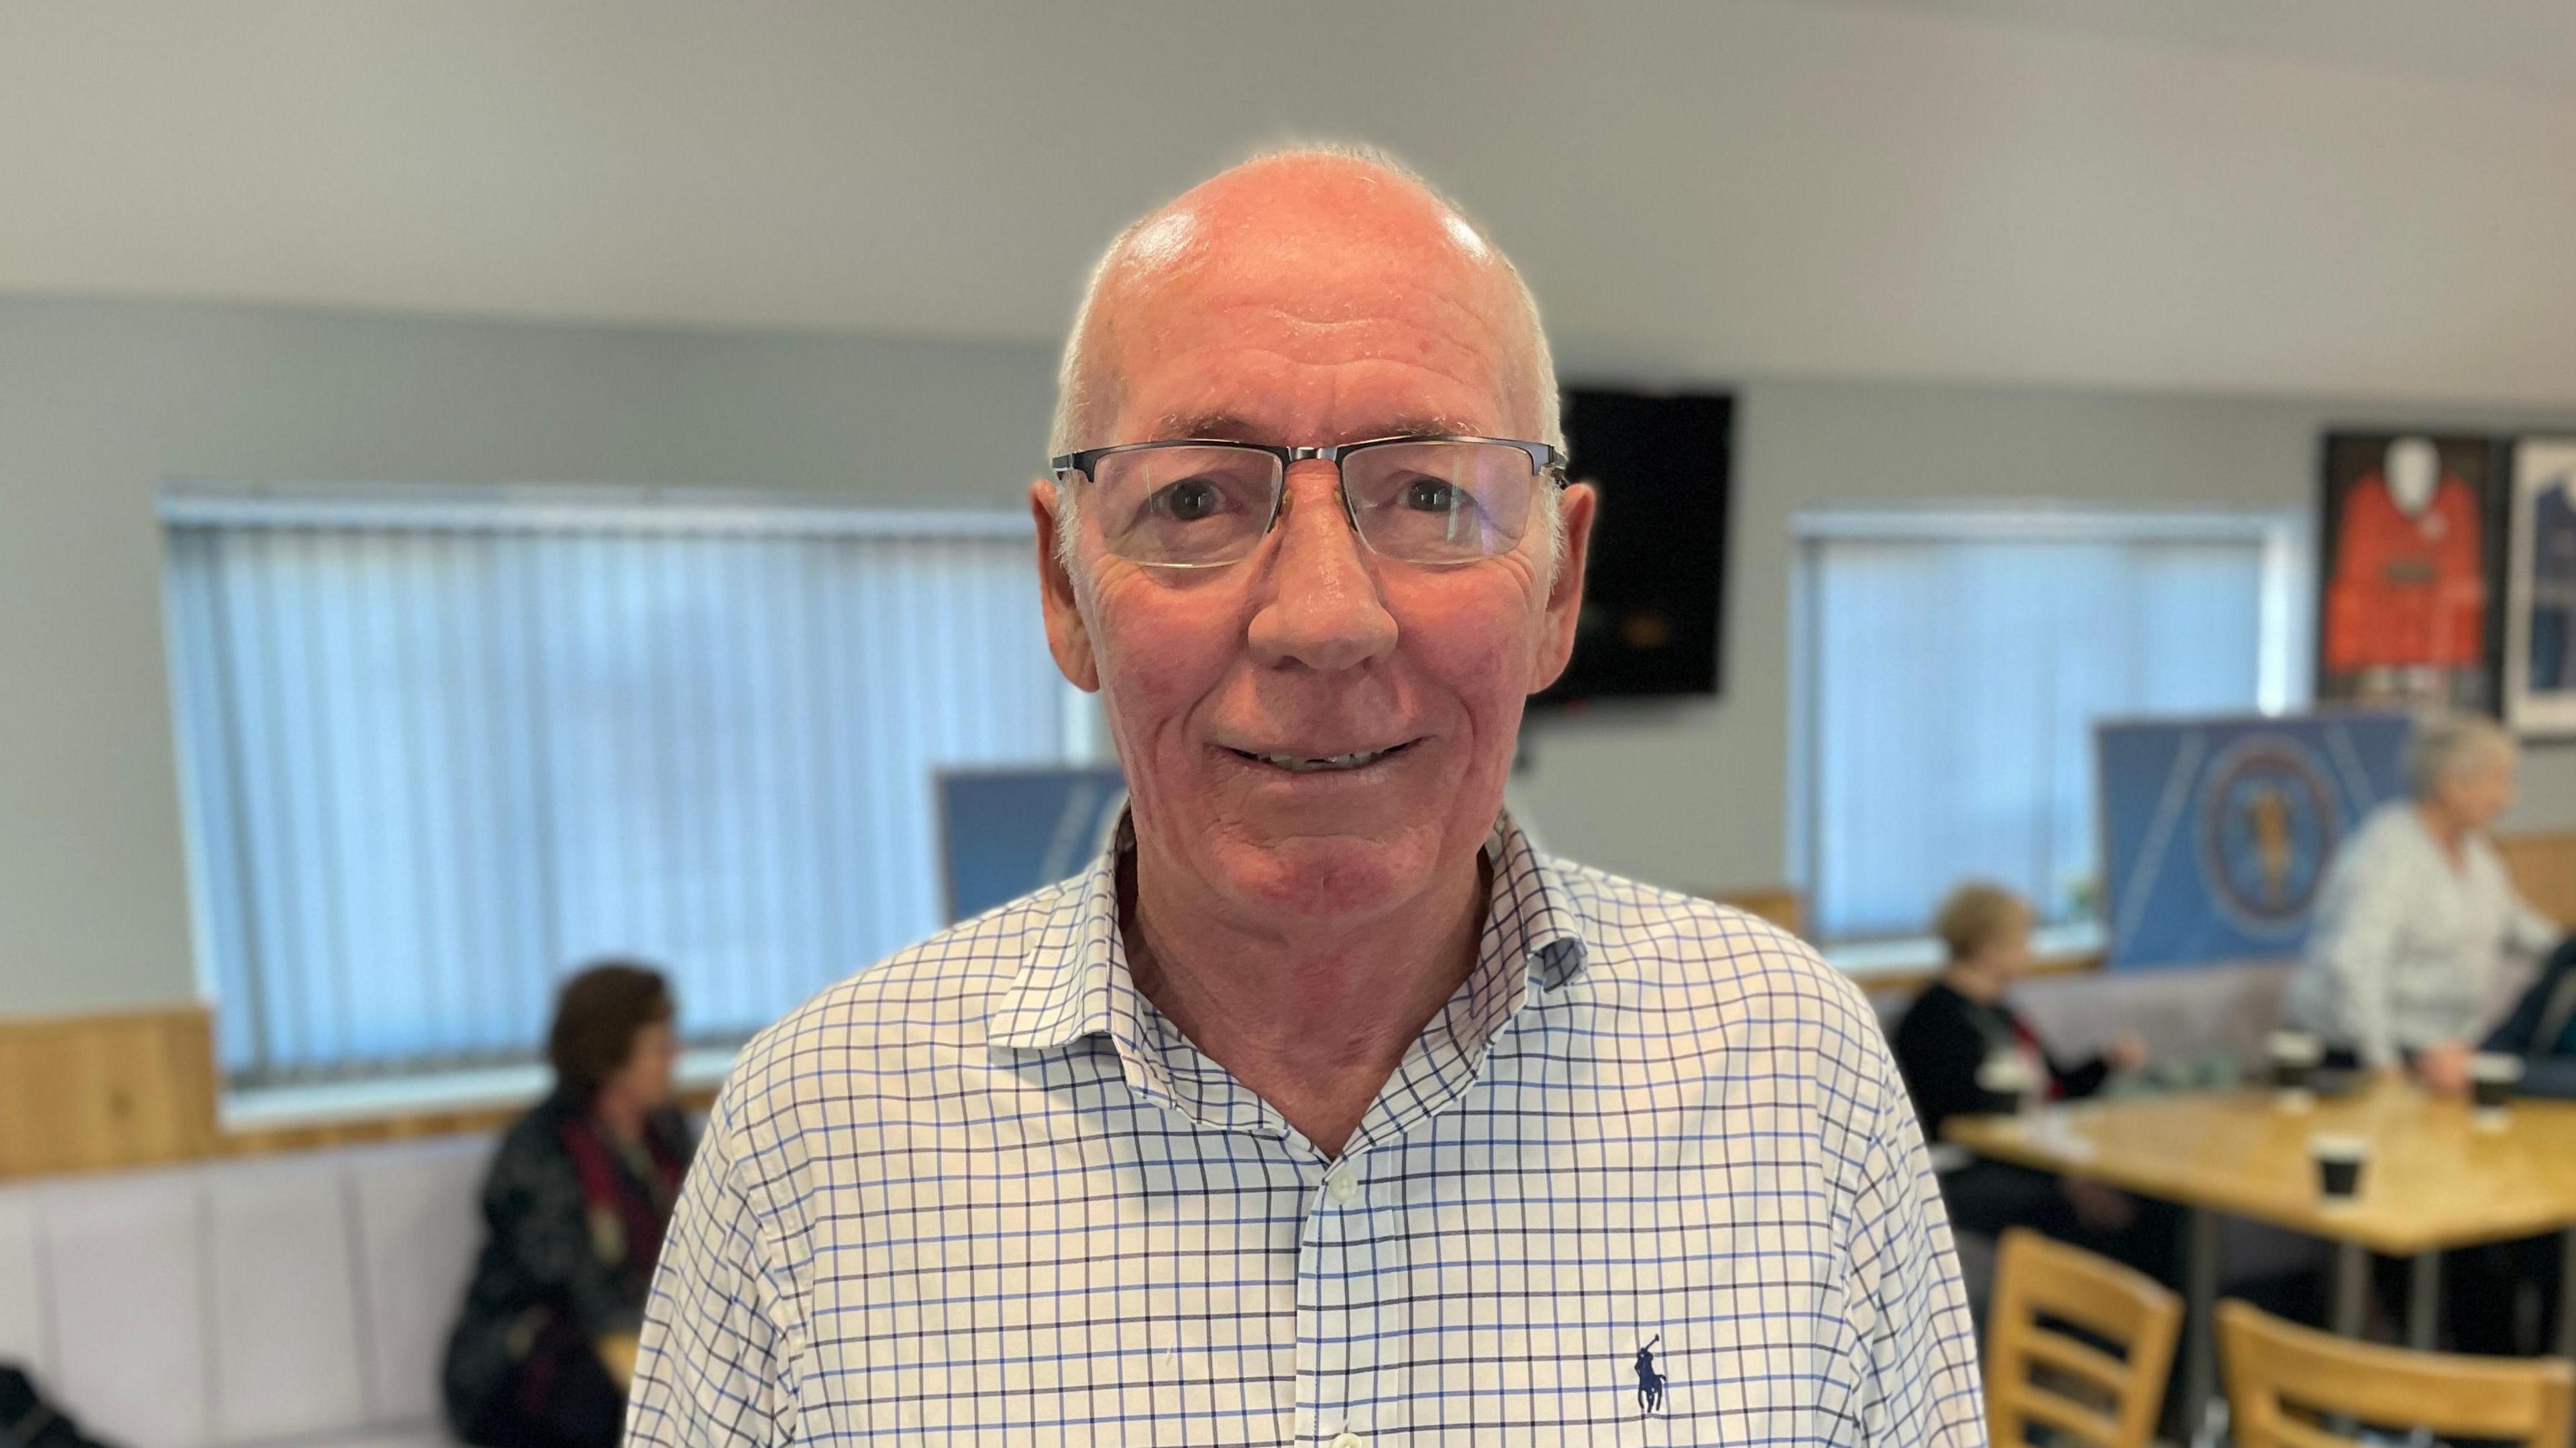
top-left (1050, 146), bottom-right (1560, 459)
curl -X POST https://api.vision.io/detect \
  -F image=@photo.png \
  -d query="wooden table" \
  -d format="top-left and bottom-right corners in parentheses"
top-left (1949, 1082), bottom-right (2576, 1433)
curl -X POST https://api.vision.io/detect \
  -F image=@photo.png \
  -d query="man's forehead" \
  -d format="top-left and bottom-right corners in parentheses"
top-left (1124, 192), bottom-right (1510, 320)
top-left (1068, 153), bottom-right (1546, 449)
top-left (1104, 257), bottom-right (1523, 438)
top-left (1147, 408), bottom-right (1491, 445)
top-left (1110, 322), bottom-right (1517, 445)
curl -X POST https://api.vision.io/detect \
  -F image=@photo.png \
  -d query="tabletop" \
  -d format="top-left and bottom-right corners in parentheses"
top-left (1946, 1080), bottom-right (2576, 1256)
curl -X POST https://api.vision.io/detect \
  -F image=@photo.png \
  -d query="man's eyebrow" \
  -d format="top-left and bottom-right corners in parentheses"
top-left (1154, 412), bottom-right (1265, 441)
top-left (1368, 414), bottom-right (1479, 439)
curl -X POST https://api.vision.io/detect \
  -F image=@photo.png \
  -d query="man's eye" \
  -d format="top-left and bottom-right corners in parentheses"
top-left (1401, 478), bottom-right (1466, 512)
top-left (1148, 478), bottom-right (1227, 522)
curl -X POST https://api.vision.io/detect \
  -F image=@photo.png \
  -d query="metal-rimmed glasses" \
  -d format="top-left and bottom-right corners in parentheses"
top-left (1048, 434), bottom-right (1564, 569)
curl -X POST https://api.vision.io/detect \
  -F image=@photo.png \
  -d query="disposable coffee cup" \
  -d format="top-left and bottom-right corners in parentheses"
top-left (1977, 1054), bottom-right (2040, 1117)
top-left (2310, 1132), bottom-right (2369, 1202)
top-left (2471, 1053), bottom-right (2524, 1125)
top-left (2267, 1031), bottom-right (2321, 1087)
top-left (2267, 1032), bottom-right (2322, 1108)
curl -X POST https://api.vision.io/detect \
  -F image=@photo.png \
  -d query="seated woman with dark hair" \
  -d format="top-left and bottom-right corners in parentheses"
top-left (1891, 882), bottom-right (2169, 1282)
top-left (443, 962), bottom-right (690, 1448)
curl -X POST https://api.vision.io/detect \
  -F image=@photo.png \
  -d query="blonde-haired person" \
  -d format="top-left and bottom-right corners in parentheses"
top-left (1891, 882), bottom-right (2166, 1280)
top-left (2282, 712), bottom-right (2561, 1093)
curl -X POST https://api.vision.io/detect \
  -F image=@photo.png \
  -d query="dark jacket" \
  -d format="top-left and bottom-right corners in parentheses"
top-left (2484, 935), bottom-right (2576, 1099)
top-left (1890, 979), bottom-right (2110, 1144)
top-left (441, 1087), bottom-right (692, 1437)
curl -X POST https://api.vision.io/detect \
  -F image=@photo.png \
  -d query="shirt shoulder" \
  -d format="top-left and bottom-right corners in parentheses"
top-left (2463, 829), bottom-right (2518, 886)
top-left (1546, 852), bottom-right (1864, 995)
top-left (1540, 853), bottom-right (1891, 1078)
top-left (2348, 803), bottom-right (2428, 864)
top-left (708, 878), bottom-right (1077, 1144)
top-left (1890, 981), bottom-right (1968, 1048)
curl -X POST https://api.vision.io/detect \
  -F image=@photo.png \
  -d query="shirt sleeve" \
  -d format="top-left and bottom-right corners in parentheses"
top-left (626, 1087), bottom-right (802, 1448)
top-left (2310, 846), bottom-right (2414, 1068)
top-left (1845, 1046), bottom-right (1986, 1445)
top-left (2049, 1052), bottom-right (2112, 1102)
top-left (2485, 964), bottom-right (2553, 1056)
top-left (2506, 877), bottom-right (2561, 958)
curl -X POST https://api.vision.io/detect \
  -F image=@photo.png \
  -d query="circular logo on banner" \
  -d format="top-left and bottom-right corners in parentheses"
top-left (2195, 734), bottom-right (2344, 939)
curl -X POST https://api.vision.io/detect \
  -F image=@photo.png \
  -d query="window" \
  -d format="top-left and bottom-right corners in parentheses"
top-left (162, 483), bottom-right (1081, 1085)
top-left (1792, 508), bottom-right (2306, 943)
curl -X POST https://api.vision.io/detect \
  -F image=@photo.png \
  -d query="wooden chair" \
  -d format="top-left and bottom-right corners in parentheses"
top-left (1985, 1228), bottom-right (2183, 1448)
top-left (2218, 1298), bottom-right (2575, 1448)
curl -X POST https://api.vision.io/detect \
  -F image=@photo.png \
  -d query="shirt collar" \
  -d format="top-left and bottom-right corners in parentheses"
top-left (986, 810), bottom-right (1589, 1058)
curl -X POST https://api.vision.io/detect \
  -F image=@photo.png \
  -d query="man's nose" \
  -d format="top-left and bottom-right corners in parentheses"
top-left (1245, 461), bottom-right (1399, 671)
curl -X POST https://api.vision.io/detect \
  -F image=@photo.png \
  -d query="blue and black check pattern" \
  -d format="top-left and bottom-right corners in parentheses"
top-left (628, 816), bottom-right (1983, 1445)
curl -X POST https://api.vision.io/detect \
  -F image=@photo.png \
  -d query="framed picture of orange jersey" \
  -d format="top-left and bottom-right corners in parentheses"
top-left (2316, 431), bottom-right (2505, 714)
top-left (2504, 438), bottom-right (2576, 737)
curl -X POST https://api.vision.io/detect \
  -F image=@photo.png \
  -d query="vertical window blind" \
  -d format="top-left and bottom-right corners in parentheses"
top-left (162, 484), bottom-right (1076, 1085)
top-left (1794, 510), bottom-right (2303, 943)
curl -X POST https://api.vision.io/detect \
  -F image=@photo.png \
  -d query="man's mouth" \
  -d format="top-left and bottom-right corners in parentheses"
top-left (1223, 740), bottom-right (1418, 775)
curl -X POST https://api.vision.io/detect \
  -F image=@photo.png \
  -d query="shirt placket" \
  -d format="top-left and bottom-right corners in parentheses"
top-left (1291, 948), bottom-right (1554, 1447)
top-left (1296, 1151), bottom-right (1374, 1447)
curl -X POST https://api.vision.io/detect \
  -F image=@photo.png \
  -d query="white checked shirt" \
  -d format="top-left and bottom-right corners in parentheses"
top-left (629, 816), bottom-right (1982, 1445)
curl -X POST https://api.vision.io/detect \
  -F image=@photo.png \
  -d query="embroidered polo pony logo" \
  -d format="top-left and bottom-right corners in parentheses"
top-left (1633, 1335), bottom-right (1666, 1416)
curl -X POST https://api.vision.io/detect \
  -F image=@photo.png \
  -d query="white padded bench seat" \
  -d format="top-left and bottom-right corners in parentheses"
top-left (0, 1133), bottom-right (491, 1448)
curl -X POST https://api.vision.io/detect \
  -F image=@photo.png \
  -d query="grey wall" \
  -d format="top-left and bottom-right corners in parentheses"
top-left (0, 296), bottom-right (1056, 1014)
top-left (8, 293), bottom-right (2576, 1013)
top-left (1515, 380), bottom-right (2576, 893)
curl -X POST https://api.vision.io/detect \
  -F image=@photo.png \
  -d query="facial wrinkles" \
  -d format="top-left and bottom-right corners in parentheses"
top-left (1120, 304), bottom-right (1517, 441)
top-left (1071, 172), bottom-right (1556, 726)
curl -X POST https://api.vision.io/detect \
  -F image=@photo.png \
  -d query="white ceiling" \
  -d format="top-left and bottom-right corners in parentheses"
top-left (5, 0), bottom-right (2576, 403)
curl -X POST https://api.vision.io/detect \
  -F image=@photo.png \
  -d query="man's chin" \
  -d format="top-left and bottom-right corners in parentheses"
top-left (1191, 829), bottom-right (1449, 923)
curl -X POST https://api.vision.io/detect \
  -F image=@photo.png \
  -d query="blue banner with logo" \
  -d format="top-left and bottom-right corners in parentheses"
top-left (936, 764), bottom-right (1129, 924)
top-left (2097, 712), bottom-right (2413, 968)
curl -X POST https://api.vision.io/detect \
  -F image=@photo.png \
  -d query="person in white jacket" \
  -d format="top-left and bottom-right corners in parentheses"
top-left (2284, 712), bottom-right (2559, 1092)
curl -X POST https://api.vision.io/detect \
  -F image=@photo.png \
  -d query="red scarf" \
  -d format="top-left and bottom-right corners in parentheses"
top-left (561, 1111), bottom-right (683, 1272)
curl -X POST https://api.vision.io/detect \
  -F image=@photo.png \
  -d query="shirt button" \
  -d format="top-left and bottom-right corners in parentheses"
top-left (1324, 1163), bottom-right (1360, 1204)
top-left (1330, 1435), bottom-right (1364, 1448)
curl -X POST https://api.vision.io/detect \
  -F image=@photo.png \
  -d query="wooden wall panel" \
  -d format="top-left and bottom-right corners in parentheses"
top-left (0, 1005), bottom-right (217, 1178)
top-left (215, 1082), bottom-right (718, 1162)
top-left (0, 997), bottom-right (723, 1179)
top-left (2499, 831), bottom-right (2576, 929)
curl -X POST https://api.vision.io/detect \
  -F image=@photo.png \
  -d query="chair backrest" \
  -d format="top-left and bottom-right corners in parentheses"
top-left (1986, 1227), bottom-right (2184, 1448)
top-left (2218, 1298), bottom-right (2576, 1448)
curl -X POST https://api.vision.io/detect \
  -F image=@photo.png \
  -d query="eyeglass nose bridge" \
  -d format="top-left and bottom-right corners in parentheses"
top-left (1269, 450), bottom-right (1370, 544)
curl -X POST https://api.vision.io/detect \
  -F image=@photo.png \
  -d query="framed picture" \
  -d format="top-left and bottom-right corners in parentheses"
top-left (2504, 438), bottom-right (2576, 737)
top-left (2316, 431), bottom-right (2504, 714)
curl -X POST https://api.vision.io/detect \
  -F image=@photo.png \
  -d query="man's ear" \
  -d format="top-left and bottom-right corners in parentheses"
top-left (1031, 479), bottom-right (1102, 692)
top-left (1527, 481), bottom-right (1597, 694)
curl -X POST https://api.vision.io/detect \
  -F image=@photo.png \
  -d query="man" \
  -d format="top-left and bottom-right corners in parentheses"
top-left (629, 146), bottom-right (1980, 1445)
